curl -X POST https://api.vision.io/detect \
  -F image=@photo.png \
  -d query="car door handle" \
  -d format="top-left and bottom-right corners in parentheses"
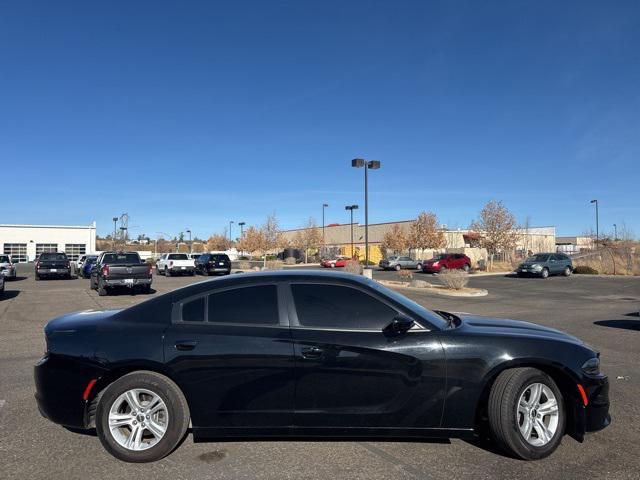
top-left (175, 340), bottom-right (198, 351)
top-left (301, 346), bottom-right (323, 359)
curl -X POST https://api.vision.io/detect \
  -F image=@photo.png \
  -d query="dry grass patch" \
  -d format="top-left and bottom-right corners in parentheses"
top-left (344, 259), bottom-right (363, 275)
top-left (396, 269), bottom-right (414, 284)
top-left (439, 270), bottom-right (469, 290)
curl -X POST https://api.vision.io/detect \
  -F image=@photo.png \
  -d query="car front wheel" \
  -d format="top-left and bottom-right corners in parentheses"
top-left (95, 371), bottom-right (190, 463)
top-left (488, 367), bottom-right (565, 460)
top-left (540, 268), bottom-right (549, 279)
top-left (563, 266), bottom-right (572, 277)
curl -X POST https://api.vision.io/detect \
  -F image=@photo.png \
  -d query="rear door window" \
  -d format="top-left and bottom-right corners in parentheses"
top-left (208, 285), bottom-right (279, 325)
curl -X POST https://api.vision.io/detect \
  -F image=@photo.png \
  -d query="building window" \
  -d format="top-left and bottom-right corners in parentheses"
top-left (36, 244), bottom-right (58, 257)
top-left (3, 243), bottom-right (28, 263)
top-left (64, 244), bottom-right (86, 261)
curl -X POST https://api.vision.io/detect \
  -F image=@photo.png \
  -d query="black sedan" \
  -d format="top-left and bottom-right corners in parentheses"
top-left (34, 271), bottom-right (610, 463)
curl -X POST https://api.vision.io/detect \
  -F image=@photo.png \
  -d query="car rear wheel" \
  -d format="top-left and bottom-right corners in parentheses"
top-left (165, 267), bottom-right (171, 277)
top-left (540, 268), bottom-right (549, 279)
top-left (96, 371), bottom-right (190, 463)
top-left (394, 264), bottom-right (401, 271)
top-left (563, 266), bottom-right (572, 277)
top-left (97, 279), bottom-right (108, 296)
top-left (488, 367), bottom-right (565, 460)
top-left (462, 264), bottom-right (470, 272)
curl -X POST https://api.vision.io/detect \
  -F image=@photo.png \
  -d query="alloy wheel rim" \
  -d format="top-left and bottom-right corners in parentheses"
top-left (108, 388), bottom-right (169, 451)
top-left (517, 382), bottom-right (559, 447)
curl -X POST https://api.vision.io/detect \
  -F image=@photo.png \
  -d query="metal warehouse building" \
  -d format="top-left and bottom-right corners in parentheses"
top-left (0, 223), bottom-right (97, 262)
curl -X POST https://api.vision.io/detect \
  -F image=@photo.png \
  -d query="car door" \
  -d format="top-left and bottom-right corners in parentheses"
top-left (549, 254), bottom-right (562, 274)
top-left (287, 281), bottom-right (446, 429)
top-left (400, 256), bottom-right (413, 268)
top-left (163, 282), bottom-right (295, 430)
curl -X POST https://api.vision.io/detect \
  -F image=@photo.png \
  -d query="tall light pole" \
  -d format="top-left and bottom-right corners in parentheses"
top-left (345, 205), bottom-right (359, 258)
top-left (112, 217), bottom-right (118, 249)
top-left (186, 229), bottom-right (192, 253)
top-left (322, 203), bottom-right (329, 250)
top-left (613, 223), bottom-right (617, 241)
top-left (229, 221), bottom-right (234, 248)
top-left (352, 158), bottom-right (381, 267)
top-left (238, 222), bottom-right (245, 256)
top-left (590, 199), bottom-right (599, 246)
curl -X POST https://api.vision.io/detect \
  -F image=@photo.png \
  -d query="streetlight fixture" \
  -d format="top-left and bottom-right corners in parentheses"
top-left (345, 205), bottom-right (359, 258)
top-left (352, 158), bottom-right (381, 267)
top-left (590, 199), bottom-right (599, 246)
top-left (186, 229), bottom-right (192, 253)
top-left (322, 203), bottom-right (329, 249)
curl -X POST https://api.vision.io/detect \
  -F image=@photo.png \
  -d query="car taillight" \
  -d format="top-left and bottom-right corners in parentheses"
top-left (148, 265), bottom-right (153, 276)
top-left (36, 262), bottom-right (40, 269)
top-left (101, 265), bottom-right (109, 276)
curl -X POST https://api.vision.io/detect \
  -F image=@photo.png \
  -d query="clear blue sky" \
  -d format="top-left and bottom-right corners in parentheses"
top-left (1, 0), bottom-right (638, 239)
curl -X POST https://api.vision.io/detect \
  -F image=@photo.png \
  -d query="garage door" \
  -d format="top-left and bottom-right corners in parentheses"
top-left (64, 244), bottom-right (86, 261)
top-left (3, 243), bottom-right (27, 263)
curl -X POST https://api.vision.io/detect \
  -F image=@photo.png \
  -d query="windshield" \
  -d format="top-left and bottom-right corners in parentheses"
top-left (40, 253), bottom-right (67, 261)
top-left (86, 257), bottom-right (97, 265)
top-left (102, 253), bottom-right (141, 264)
top-left (526, 254), bottom-right (549, 262)
top-left (211, 255), bottom-right (229, 261)
top-left (168, 254), bottom-right (188, 260)
top-left (387, 256), bottom-right (398, 261)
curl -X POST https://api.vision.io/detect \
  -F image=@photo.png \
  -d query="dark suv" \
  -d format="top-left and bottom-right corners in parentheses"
top-left (517, 253), bottom-right (573, 278)
top-left (422, 253), bottom-right (471, 273)
top-left (195, 253), bottom-right (232, 276)
top-left (35, 252), bottom-right (72, 280)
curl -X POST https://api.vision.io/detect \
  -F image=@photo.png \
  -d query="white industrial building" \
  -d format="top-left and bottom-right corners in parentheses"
top-left (0, 223), bottom-right (97, 262)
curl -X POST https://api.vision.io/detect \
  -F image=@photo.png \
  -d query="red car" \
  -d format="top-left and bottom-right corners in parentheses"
top-left (321, 256), bottom-right (349, 268)
top-left (422, 253), bottom-right (471, 273)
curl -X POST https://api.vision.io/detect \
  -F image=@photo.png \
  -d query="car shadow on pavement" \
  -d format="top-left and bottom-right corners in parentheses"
top-left (463, 436), bottom-right (512, 458)
top-left (594, 320), bottom-right (640, 331)
top-left (624, 311), bottom-right (640, 317)
top-left (6, 276), bottom-right (28, 282)
top-left (1, 290), bottom-right (20, 300)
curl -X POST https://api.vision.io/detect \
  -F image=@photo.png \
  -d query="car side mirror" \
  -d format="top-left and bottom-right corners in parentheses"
top-left (384, 314), bottom-right (415, 335)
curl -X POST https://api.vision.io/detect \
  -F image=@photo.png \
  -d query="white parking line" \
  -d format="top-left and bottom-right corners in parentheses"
top-left (0, 399), bottom-right (6, 413)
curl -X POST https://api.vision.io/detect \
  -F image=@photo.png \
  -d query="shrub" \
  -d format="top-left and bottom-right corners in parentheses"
top-left (237, 260), bottom-right (250, 270)
top-left (396, 269), bottom-right (414, 283)
top-left (344, 259), bottom-right (363, 275)
top-left (284, 257), bottom-right (297, 265)
top-left (439, 270), bottom-right (469, 290)
top-left (265, 260), bottom-right (284, 271)
top-left (573, 265), bottom-right (599, 275)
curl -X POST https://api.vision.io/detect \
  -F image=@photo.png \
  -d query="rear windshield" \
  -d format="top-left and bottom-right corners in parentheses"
top-left (211, 254), bottom-right (230, 261)
top-left (40, 253), bottom-right (67, 261)
top-left (0, 255), bottom-right (10, 262)
top-left (527, 254), bottom-right (550, 262)
top-left (86, 257), bottom-right (98, 264)
top-left (102, 253), bottom-right (141, 264)
top-left (168, 254), bottom-right (189, 260)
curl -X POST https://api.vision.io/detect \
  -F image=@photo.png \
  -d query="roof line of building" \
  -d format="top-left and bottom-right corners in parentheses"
top-left (0, 223), bottom-right (96, 229)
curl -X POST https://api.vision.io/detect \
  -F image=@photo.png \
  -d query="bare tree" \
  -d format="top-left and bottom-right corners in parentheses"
top-left (290, 218), bottom-right (322, 263)
top-left (380, 224), bottom-right (408, 255)
top-left (470, 200), bottom-right (518, 270)
top-left (261, 214), bottom-right (283, 267)
top-left (408, 211), bottom-right (445, 257)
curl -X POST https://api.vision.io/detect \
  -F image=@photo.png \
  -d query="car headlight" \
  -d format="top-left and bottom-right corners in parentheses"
top-left (530, 264), bottom-right (542, 270)
top-left (581, 357), bottom-right (600, 376)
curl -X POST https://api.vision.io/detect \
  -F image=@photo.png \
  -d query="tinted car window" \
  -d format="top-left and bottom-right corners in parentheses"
top-left (208, 285), bottom-right (279, 325)
top-left (182, 297), bottom-right (205, 322)
top-left (0, 255), bottom-right (10, 262)
top-left (292, 284), bottom-right (397, 330)
top-left (527, 254), bottom-right (549, 262)
top-left (211, 254), bottom-right (230, 262)
top-left (168, 254), bottom-right (189, 260)
top-left (40, 253), bottom-right (67, 261)
top-left (102, 253), bottom-right (141, 264)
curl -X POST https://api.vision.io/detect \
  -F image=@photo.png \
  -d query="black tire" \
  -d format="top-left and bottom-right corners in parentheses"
top-left (462, 264), bottom-right (470, 272)
top-left (165, 267), bottom-right (171, 277)
top-left (488, 367), bottom-right (565, 460)
top-left (394, 264), bottom-right (401, 271)
top-left (540, 268), bottom-right (549, 279)
top-left (563, 266), bottom-right (572, 277)
top-left (97, 279), bottom-right (108, 296)
top-left (95, 371), bottom-right (190, 463)
top-left (35, 274), bottom-right (40, 281)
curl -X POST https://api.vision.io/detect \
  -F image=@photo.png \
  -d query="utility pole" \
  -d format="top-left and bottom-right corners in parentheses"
top-left (613, 223), bottom-right (617, 241)
top-left (590, 199), bottom-right (599, 247)
top-left (186, 229), bottom-right (192, 253)
top-left (322, 203), bottom-right (329, 254)
top-left (229, 221), bottom-right (234, 247)
top-left (112, 217), bottom-right (118, 249)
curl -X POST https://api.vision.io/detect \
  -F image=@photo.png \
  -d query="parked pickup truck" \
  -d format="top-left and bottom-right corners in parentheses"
top-left (156, 253), bottom-right (196, 276)
top-left (36, 252), bottom-right (74, 280)
top-left (90, 251), bottom-right (152, 296)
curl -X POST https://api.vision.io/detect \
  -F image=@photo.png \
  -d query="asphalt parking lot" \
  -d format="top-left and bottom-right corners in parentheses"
top-left (1, 264), bottom-right (639, 479)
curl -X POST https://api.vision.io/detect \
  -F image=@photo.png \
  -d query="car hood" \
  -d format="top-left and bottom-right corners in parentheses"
top-left (45, 309), bottom-right (123, 335)
top-left (459, 314), bottom-right (584, 346)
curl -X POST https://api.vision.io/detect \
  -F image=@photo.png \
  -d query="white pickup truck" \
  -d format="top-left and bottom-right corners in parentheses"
top-left (156, 253), bottom-right (196, 276)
